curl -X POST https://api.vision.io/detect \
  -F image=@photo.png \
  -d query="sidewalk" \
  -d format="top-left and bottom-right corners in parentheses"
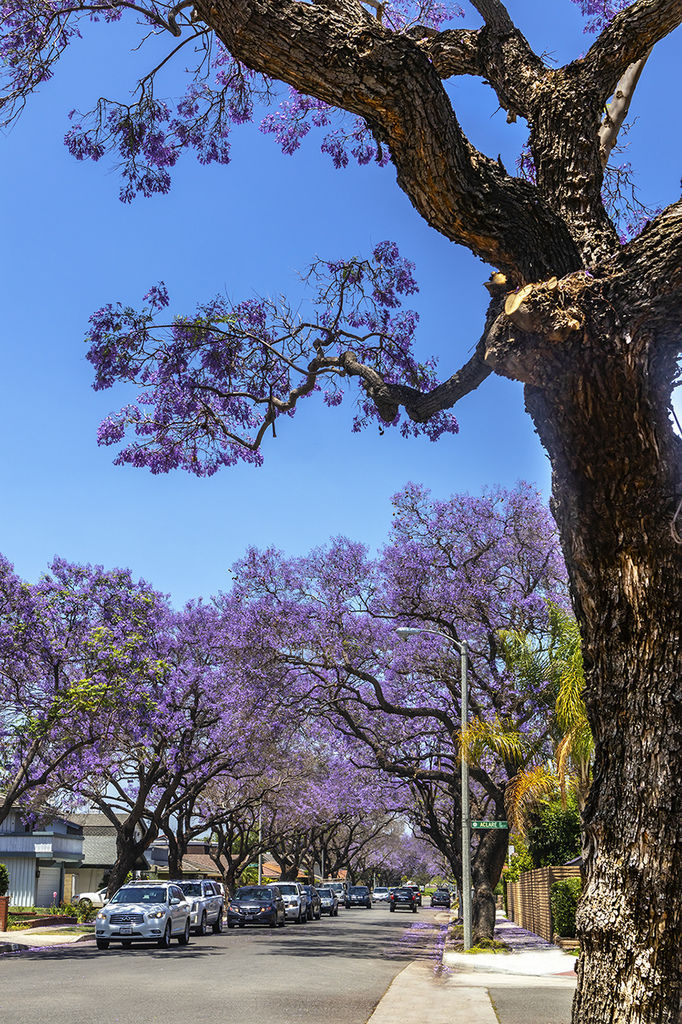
top-left (0, 926), bottom-right (94, 952)
top-left (367, 911), bottom-right (576, 1024)
top-left (443, 912), bottom-right (578, 977)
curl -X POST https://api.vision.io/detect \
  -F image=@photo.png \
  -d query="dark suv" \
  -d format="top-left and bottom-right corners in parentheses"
top-left (405, 885), bottom-right (422, 906)
top-left (389, 887), bottom-right (418, 913)
top-left (345, 885), bottom-right (372, 909)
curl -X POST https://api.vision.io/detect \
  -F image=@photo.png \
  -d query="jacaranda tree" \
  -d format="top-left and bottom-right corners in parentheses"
top-left (229, 482), bottom-right (567, 939)
top-left (2, 2), bottom-right (681, 1020)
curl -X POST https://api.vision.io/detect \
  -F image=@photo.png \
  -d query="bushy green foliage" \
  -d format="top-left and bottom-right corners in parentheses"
top-left (0, 862), bottom-right (9, 897)
top-left (550, 877), bottom-right (582, 937)
top-left (527, 796), bottom-right (581, 867)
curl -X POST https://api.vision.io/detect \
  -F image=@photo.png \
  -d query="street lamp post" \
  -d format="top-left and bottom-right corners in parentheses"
top-left (396, 626), bottom-right (472, 951)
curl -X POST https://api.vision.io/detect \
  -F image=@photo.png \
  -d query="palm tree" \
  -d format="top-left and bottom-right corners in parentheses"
top-left (498, 603), bottom-right (593, 830)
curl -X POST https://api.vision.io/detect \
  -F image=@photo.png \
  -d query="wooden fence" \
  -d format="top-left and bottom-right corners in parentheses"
top-left (505, 864), bottom-right (581, 942)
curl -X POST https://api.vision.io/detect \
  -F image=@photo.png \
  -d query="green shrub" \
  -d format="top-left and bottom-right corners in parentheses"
top-left (527, 797), bottom-right (581, 867)
top-left (0, 863), bottom-right (9, 897)
top-left (550, 877), bottom-right (582, 937)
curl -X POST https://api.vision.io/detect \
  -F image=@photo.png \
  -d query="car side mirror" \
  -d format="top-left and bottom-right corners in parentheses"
top-left (171, 898), bottom-right (181, 905)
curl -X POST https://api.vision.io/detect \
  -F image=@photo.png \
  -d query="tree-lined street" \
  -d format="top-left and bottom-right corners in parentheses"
top-left (0, 908), bottom-right (575, 1024)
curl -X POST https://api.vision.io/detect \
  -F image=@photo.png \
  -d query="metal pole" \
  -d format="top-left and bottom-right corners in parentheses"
top-left (258, 802), bottom-right (262, 885)
top-left (460, 641), bottom-right (472, 951)
top-left (321, 849), bottom-right (324, 885)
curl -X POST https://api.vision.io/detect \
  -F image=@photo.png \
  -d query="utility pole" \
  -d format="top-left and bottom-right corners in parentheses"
top-left (258, 802), bottom-right (262, 885)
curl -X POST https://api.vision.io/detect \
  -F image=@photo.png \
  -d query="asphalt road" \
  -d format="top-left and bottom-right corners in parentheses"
top-left (0, 905), bottom-right (447, 1024)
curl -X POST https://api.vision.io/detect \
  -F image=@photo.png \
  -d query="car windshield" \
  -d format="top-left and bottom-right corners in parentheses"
top-left (110, 886), bottom-right (167, 904)
top-left (373, 888), bottom-right (388, 893)
top-left (317, 888), bottom-right (332, 896)
top-left (350, 887), bottom-right (367, 894)
top-left (394, 889), bottom-right (412, 896)
top-left (235, 887), bottom-right (274, 900)
top-left (277, 884), bottom-right (298, 895)
top-left (177, 883), bottom-right (202, 896)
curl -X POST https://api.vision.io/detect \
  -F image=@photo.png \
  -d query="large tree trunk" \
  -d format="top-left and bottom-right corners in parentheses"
top-left (523, 304), bottom-right (682, 1023)
top-left (471, 829), bottom-right (508, 943)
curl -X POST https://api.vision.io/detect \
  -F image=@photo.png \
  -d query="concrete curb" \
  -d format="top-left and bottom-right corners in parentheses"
top-left (0, 931), bottom-right (95, 953)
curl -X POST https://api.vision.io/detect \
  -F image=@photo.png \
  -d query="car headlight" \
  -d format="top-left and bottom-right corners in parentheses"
top-left (149, 910), bottom-right (166, 919)
top-left (96, 912), bottom-right (107, 921)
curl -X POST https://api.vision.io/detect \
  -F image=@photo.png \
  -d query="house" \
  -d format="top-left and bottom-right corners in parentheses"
top-left (0, 808), bottom-right (84, 907)
top-left (64, 813), bottom-right (153, 899)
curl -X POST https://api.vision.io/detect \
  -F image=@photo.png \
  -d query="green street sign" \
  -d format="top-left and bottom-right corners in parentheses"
top-left (471, 820), bottom-right (508, 829)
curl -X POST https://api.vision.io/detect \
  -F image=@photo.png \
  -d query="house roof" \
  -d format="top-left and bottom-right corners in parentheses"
top-left (180, 853), bottom-right (222, 877)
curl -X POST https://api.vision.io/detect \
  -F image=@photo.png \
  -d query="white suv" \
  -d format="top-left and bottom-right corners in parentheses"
top-left (276, 882), bottom-right (308, 923)
top-left (95, 882), bottom-right (191, 949)
top-left (173, 878), bottom-right (224, 935)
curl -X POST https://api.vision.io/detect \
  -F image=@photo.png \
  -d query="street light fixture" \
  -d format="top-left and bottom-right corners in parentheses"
top-left (396, 626), bottom-right (472, 951)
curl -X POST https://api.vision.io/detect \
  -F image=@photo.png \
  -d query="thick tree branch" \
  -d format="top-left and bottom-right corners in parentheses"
top-left (196, 0), bottom-right (579, 279)
top-left (580, 0), bottom-right (682, 101)
top-left (339, 338), bottom-right (492, 425)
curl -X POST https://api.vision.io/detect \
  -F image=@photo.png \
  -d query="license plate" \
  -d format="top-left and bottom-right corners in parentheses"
top-left (119, 925), bottom-right (132, 935)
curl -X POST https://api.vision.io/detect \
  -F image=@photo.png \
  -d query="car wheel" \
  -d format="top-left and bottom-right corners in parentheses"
top-left (96, 939), bottom-right (110, 950)
top-left (79, 897), bottom-right (92, 908)
top-left (227, 922), bottom-right (235, 929)
top-left (212, 912), bottom-right (224, 934)
top-left (269, 915), bottom-right (277, 929)
top-left (298, 907), bottom-right (306, 923)
top-left (334, 907), bottom-right (339, 917)
top-left (157, 922), bottom-right (172, 948)
top-left (238, 922), bottom-right (245, 929)
top-left (389, 907), bottom-right (395, 913)
top-left (178, 919), bottom-right (191, 945)
top-left (121, 940), bottom-right (132, 949)
top-left (198, 912), bottom-right (208, 936)
top-left (316, 908), bottom-right (321, 920)
top-left (278, 915), bottom-right (285, 928)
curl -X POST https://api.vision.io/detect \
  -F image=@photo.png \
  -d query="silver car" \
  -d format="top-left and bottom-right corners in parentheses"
top-left (276, 882), bottom-right (308, 923)
top-left (95, 882), bottom-right (191, 949)
top-left (173, 879), bottom-right (224, 935)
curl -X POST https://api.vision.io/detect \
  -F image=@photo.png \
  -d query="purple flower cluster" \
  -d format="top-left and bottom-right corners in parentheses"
top-left (85, 242), bottom-right (457, 475)
top-left (569, 0), bottom-right (629, 33)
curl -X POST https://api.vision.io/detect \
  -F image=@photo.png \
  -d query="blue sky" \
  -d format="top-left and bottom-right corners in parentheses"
top-left (1, 3), bottom-right (680, 605)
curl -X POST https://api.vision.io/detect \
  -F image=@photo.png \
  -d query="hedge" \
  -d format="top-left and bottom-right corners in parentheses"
top-left (0, 863), bottom-right (9, 898)
top-left (550, 877), bottom-right (582, 937)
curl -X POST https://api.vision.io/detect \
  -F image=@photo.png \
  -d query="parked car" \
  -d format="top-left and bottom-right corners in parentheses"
top-left (316, 887), bottom-right (339, 916)
top-left (345, 885), bottom-right (372, 909)
top-left (405, 884), bottom-right (422, 906)
top-left (430, 889), bottom-right (452, 909)
top-left (371, 886), bottom-right (391, 903)
top-left (327, 881), bottom-right (347, 905)
top-left (72, 887), bottom-right (108, 908)
top-left (389, 887), bottom-right (418, 913)
top-left (172, 878), bottom-right (224, 935)
top-left (274, 881), bottom-right (309, 923)
top-left (227, 885), bottom-right (286, 929)
top-left (302, 885), bottom-right (322, 920)
top-left (95, 882), bottom-right (191, 949)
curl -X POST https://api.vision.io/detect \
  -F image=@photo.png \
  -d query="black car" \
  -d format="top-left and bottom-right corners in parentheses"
top-left (227, 885), bottom-right (286, 929)
top-left (390, 887), bottom-right (418, 913)
top-left (430, 889), bottom-right (452, 908)
top-left (302, 885), bottom-right (322, 920)
top-left (345, 885), bottom-right (372, 909)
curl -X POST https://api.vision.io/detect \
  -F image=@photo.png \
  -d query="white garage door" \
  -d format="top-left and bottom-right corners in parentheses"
top-left (36, 864), bottom-right (63, 907)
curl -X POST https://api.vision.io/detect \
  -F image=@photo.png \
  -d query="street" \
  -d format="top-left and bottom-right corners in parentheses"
top-left (0, 907), bottom-right (575, 1024)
